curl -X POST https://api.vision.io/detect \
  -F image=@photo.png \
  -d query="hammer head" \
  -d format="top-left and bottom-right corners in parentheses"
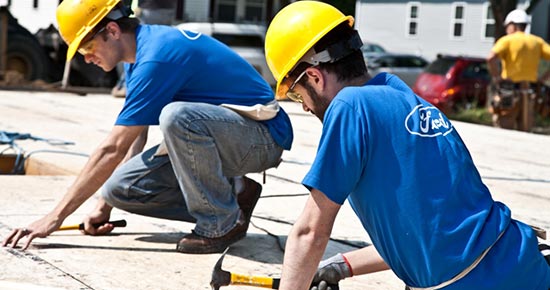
top-left (210, 248), bottom-right (232, 290)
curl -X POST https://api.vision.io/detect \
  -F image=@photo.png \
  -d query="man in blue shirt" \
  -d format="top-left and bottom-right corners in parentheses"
top-left (264, 1), bottom-right (549, 289)
top-left (2, 0), bottom-right (293, 254)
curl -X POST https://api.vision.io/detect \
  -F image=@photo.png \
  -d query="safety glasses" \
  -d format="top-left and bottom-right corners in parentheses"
top-left (285, 69), bottom-right (308, 103)
top-left (77, 26), bottom-right (107, 55)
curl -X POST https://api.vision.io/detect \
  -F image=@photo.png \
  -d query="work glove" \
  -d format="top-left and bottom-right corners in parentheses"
top-left (310, 280), bottom-right (339, 290)
top-left (310, 253), bottom-right (352, 290)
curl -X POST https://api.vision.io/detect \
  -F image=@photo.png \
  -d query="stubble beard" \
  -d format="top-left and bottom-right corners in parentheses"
top-left (303, 81), bottom-right (331, 123)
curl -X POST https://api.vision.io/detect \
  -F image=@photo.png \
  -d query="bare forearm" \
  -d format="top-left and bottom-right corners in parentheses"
top-left (344, 245), bottom-right (390, 275)
top-left (486, 54), bottom-right (501, 79)
top-left (50, 126), bottom-right (144, 221)
top-left (51, 144), bottom-right (125, 221)
top-left (280, 226), bottom-right (329, 290)
top-left (280, 189), bottom-right (340, 290)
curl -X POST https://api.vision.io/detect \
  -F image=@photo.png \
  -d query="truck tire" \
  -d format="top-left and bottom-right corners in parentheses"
top-left (6, 33), bottom-right (50, 81)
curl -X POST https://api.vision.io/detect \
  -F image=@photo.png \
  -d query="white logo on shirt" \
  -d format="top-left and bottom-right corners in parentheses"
top-left (179, 29), bottom-right (202, 40)
top-left (405, 104), bottom-right (453, 137)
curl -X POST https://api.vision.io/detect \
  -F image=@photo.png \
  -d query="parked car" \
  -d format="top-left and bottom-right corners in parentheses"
top-left (412, 54), bottom-right (491, 113)
top-left (176, 22), bottom-right (275, 86)
top-left (361, 42), bottom-right (386, 58)
top-left (366, 53), bottom-right (428, 87)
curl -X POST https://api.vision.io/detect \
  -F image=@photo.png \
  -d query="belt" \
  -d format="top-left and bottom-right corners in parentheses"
top-left (407, 229), bottom-right (506, 290)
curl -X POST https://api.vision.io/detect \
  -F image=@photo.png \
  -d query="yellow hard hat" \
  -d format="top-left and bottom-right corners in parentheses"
top-left (56, 0), bottom-right (122, 61)
top-left (265, 1), bottom-right (354, 99)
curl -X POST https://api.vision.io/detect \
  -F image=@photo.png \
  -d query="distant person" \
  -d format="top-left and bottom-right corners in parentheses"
top-left (487, 9), bottom-right (550, 131)
top-left (263, 2), bottom-right (550, 289)
top-left (3, 0), bottom-right (293, 254)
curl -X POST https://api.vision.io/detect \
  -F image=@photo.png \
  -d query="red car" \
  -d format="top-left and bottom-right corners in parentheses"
top-left (413, 55), bottom-right (491, 113)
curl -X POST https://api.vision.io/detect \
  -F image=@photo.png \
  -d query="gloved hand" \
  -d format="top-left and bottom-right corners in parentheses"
top-left (310, 253), bottom-right (352, 290)
top-left (310, 280), bottom-right (338, 290)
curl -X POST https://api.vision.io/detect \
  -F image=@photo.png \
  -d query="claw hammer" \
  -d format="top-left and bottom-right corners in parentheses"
top-left (210, 249), bottom-right (339, 290)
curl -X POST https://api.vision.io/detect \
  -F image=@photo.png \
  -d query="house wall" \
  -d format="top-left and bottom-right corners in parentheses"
top-left (355, 0), bottom-right (490, 61)
top-left (355, 0), bottom-right (540, 61)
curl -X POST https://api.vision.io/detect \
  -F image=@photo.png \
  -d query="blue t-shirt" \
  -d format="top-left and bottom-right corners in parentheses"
top-left (115, 25), bottom-right (293, 150)
top-left (303, 73), bottom-right (550, 289)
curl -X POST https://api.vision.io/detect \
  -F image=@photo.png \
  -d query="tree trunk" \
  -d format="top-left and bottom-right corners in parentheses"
top-left (490, 0), bottom-right (518, 41)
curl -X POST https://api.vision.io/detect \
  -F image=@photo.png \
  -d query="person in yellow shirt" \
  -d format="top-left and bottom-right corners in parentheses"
top-left (487, 9), bottom-right (550, 131)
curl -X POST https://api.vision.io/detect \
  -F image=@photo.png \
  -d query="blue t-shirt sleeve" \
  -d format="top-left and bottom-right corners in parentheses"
top-left (116, 61), bottom-right (184, 126)
top-left (302, 98), bottom-right (368, 204)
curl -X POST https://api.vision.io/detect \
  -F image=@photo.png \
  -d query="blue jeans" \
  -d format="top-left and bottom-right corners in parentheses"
top-left (102, 102), bottom-right (283, 238)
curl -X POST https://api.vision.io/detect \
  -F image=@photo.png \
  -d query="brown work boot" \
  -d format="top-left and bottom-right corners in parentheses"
top-left (176, 213), bottom-right (248, 254)
top-left (237, 176), bottom-right (262, 223)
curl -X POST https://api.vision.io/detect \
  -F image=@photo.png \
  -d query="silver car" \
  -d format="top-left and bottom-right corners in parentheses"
top-left (366, 53), bottom-right (428, 88)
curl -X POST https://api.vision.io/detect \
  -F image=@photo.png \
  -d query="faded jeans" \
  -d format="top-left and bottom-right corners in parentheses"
top-left (102, 102), bottom-right (283, 238)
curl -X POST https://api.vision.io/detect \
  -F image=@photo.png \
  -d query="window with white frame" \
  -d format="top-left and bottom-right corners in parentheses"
top-left (451, 2), bottom-right (466, 39)
top-left (406, 2), bottom-right (420, 37)
top-left (482, 2), bottom-right (495, 39)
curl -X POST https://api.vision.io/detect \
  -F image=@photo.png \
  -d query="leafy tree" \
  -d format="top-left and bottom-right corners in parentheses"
top-left (323, 0), bottom-right (356, 17)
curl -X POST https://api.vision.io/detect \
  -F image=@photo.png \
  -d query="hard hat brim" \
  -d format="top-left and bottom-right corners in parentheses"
top-left (66, 30), bottom-right (89, 61)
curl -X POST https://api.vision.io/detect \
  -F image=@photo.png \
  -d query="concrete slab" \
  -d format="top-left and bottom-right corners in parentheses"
top-left (0, 90), bottom-right (549, 290)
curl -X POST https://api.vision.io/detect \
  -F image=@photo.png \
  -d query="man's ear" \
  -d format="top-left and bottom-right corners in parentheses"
top-left (106, 21), bottom-right (122, 38)
top-left (305, 67), bottom-right (325, 90)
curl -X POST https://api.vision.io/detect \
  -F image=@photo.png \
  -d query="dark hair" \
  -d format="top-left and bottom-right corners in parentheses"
top-left (312, 22), bottom-right (367, 82)
top-left (97, 17), bottom-right (140, 34)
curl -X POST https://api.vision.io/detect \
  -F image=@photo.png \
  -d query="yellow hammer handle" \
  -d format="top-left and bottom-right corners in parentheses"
top-left (57, 224), bottom-right (80, 231)
top-left (57, 220), bottom-right (127, 231)
top-left (231, 272), bottom-right (274, 288)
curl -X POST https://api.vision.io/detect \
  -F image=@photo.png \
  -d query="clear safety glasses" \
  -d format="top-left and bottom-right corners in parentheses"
top-left (285, 69), bottom-right (308, 103)
top-left (77, 26), bottom-right (107, 55)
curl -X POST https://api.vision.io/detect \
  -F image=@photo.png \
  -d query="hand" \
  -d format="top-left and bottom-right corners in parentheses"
top-left (2, 215), bottom-right (62, 250)
top-left (311, 280), bottom-right (339, 290)
top-left (81, 210), bottom-right (113, 235)
top-left (310, 253), bottom-right (352, 289)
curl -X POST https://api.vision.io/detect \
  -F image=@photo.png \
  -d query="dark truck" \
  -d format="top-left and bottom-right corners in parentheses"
top-left (1, 6), bottom-right (118, 88)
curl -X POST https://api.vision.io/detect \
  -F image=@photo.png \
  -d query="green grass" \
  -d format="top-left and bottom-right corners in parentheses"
top-left (536, 114), bottom-right (550, 127)
top-left (448, 107), bottom-right (493, 126)
top-left (448, 106), bottom-right (550, 135)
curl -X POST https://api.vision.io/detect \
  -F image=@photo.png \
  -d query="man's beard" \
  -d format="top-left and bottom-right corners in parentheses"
top-left (302, 81), bottom-right (331, 122)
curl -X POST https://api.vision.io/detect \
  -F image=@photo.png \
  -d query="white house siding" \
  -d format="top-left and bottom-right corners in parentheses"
top-left (355, 0), bottom-right (533, 61)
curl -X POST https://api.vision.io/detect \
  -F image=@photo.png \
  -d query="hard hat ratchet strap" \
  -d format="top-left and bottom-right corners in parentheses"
top-left (304, 31), bottom-right (363, 66)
